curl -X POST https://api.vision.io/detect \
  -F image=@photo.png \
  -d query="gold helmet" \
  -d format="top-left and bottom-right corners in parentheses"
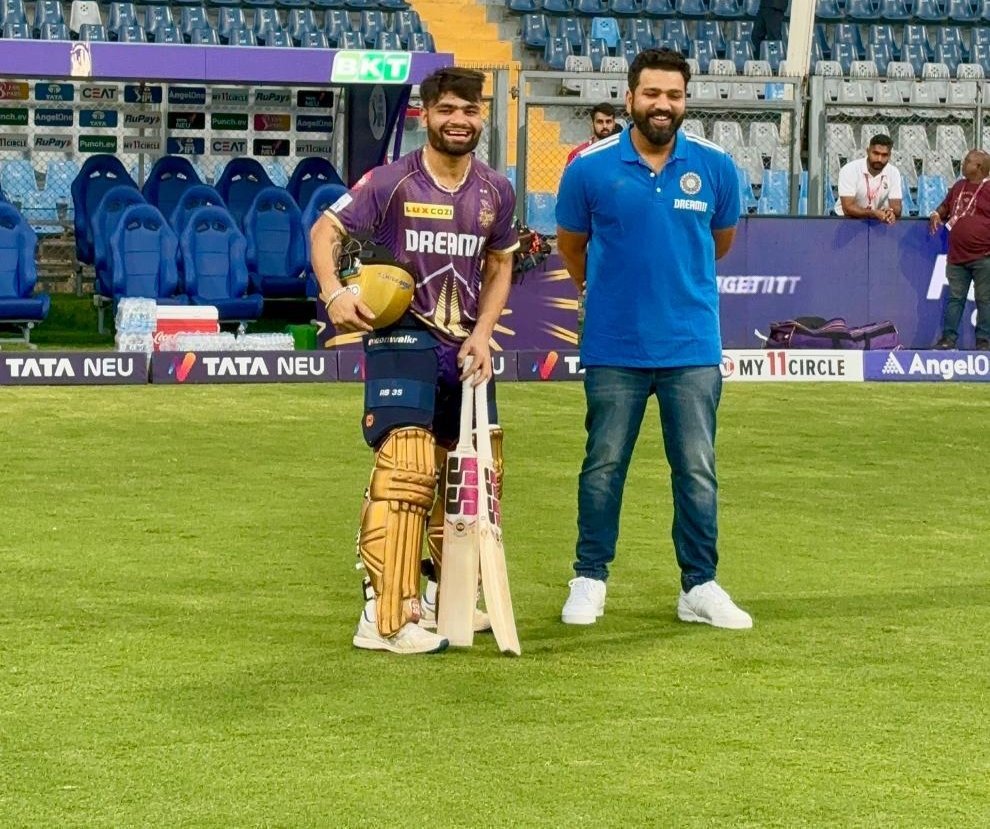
top-left (340, 258), bottom-right (415, 330)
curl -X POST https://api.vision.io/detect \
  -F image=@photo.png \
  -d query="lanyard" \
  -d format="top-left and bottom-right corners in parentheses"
top-left (864, 172), bottom-right (887, 208)
top-left (949, 179), bottom-right (987, 226)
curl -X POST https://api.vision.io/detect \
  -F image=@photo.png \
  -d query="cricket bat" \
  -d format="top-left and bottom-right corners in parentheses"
top-left (436, 360), bottom-right (480, 647)
top-left (475, 377), bottom-right (521, 657)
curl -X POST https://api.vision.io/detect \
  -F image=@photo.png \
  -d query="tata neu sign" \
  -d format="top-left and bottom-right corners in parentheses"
top-left (0, 352), bottom-right (146, 385)
top-left (151, 351), bottom-right (339, 384)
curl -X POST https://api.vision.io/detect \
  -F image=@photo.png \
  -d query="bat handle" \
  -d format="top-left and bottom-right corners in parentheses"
top-left (457, 355), bottom-right (474, 451)
top-left (474, 374), bottom-right (492, 462)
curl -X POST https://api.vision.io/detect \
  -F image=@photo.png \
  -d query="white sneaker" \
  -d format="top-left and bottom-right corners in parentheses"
top-left (419, 581), bottom-right (492, 633)
top-left (561, 576), bottom-right (606, 625)
top-left (353, 600), bottom-right (449, 654)
top-left (677, 581), bottom-right (753, 630)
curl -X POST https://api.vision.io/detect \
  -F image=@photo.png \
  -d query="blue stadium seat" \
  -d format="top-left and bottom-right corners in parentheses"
top-left (0, 160), bottom-right (38, 205)
top-left (590, 16), bottom-right (620, 47)
top-left (980, 0), bottom-right (990, 23)
top-left (359, 9), bottom-right (386, 44)
top-left (252, 7), bottom-right (282, 38)
top-left (92, 185), bottom-right (147, 297)
top-left (179, 5), bottom-right (208, 40)
top-left (866, 41), bottom-right (893, 73)
top-left (542, 0), bottom-right (574, 13)
top-left (21, 190), bottom-right (62, 237)
top-left (408, 31), bottom-right (435, 51)
top-left (575, 0), bottom-right (608, 13)
top-left (830, 41), bottom-right (856, 73)
top-left (378, 0), bottom-right (411, 10)
top-left (287, 157), bottom-right (345, 208)
top-left (619, 37), bottom-right (641, 63)
top-left (642, 0), bottom-right (676, 14)
top-left (215, 158), bottom-right (275, 229)
top-left (217, 6), bottom-right (246, 40)
top-left (846, 0), bottom-right (880, 20)
top-left (243, 187), bottom-right (308, 299)
top-left (179, 206), bottom-right (263, 324)
top-left (391, 9), bottom-right (422, 40)
top-left (554, 16), bottom-right (585, 49)
top-left (190, 24), bottom-right (219, 43)
top-left (169, 184), bottom-right (225, 239)
top-left (344, 0), bottom-right (378, 8)
top-left (106, 0), bottom-right (135, 30)
top-left (263, 161), bottom-right (288, 189)
top-left (757, 170), bottom-right (789, 214)
top-left (697, 20), bottom-right (726, 55)
top-left (142, 3), bottom-right (172, 36)
top-left (878, 0), bottom-right (910, 18)
top-left (759, 39), bottom-right (785, 72)
top-left (913, 0), bottom-right (947, 21)
top-left (736, 165), bottom-right (757, 214)
top-left (522, 12), bottom-right (549, 48)
top-left (374, 30), bottom-right (403, 49)
top-left (0, 203), bottom-right (50, 341)
top-left (72, 156), bottom-right (138, 265)
top-left (38, 20), bottom-right (69, 37)
top-left (336, 29), bottom-right (363, 48)
top-left (935, 42), bottom-right (962, 75)
top-left (835, 22), bottom-right (866, 59)
top-left (79, 22), bottom-right (108, 40)
top-left (301, 183), bottom-right (347, 297)
top-left (32, 0), bottom-right (63, 34)
top-left (690, 38), bottom-right (718, 72)
top-left (109, 204), bottom-right (186, 304)
top-left (935, 26), bottom-right (967, 59)
top-left (626, 18), bottom-right (655, 48)
top-left (711, 0), bottom-right (744, 17)
top-left (815, 0), bottom-right (845, 19)
top-left (868, 23), bottom-right (899, 58)
top-left (44, 159), bottom-right (80, 211)
top-left (507, 0), bottom-right (540, 11)
top-left (117, 21), bottom-right (144, 41)
top-left (676, 0), bottom-right (708, 16)
top-left (971, 41), bottom-right (990, 73)
top-left (543, 35), bottom-right (572, 70)
top-left (902, 23), bottom-right (933, 57)
top-left (900, 177), bottom-right (918, 215)
top-left (948, 0), bottom-right (978, 21)
top-left (2, 18), bottom-right (28, 35)
top-left (154, 23), bottom-right (182, 42)
top-left (901, 41), bottom-right (929, 74)
top-left (726, 39), bottom-right (754, 72)
top-left (0, 0), bottom-right (26, 26)
top-left (583, 36), bottom-right (609, 69)
top-left (298, 29), bottom-right (328, 47)
top-left (916, 174), bottom-right (948, 214)
top-left (609, 0), bottom-right (641, 14)
top-left (142, 157), bottom-right (202, 225)
top-left (660, 18), bottom-right (688, 51)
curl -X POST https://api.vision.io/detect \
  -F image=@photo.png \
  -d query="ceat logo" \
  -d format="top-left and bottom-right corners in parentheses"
top-left (170, 353), bottom-right (197, 382)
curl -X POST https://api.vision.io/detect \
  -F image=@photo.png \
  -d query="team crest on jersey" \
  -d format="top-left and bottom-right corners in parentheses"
top-left (478, 200), bottom-right (495, 230)
top-left (680, 172), bottom-right (702, 195)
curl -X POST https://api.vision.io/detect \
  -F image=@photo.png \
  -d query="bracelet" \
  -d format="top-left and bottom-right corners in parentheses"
top-left (324, 286), bottom-right (350, 308)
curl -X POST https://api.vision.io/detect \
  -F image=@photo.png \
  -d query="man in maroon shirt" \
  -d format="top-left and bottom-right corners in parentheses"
top-left (310, 67), bottom-right (518, 654)
top-left (929, 149), bottom-right (990, 350)
top-left (566, 103), bottom-right (617, 166)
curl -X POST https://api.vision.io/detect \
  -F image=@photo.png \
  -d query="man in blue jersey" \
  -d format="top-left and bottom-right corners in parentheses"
top-left (555, 48), bottom-right (752, 630)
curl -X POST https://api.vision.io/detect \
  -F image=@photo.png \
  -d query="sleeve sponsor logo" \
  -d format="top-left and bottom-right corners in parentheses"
top-left (403, 203), bottom-right (454, 220)
top-left (328, 193), bottom-right (353, 213)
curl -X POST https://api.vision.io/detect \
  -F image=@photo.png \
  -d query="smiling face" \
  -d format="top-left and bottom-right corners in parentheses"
top-left (421, 92), bottom-right (484, 158)
top-left (626, 67), bottom-right (686, 148)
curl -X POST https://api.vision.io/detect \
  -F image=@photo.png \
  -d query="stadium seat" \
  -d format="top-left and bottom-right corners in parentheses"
top-left (522, 12), bottom-right (549, 48)
top-left (878, 0), bottom-right (910, 19)
top-left (732, 146), bottom-right (765, 186)
top-left (900, 42), bottom-right (928, 75)
top-left (575, 0), bottom-right (608, 13)
top-left (659, 18), bottom-right (688, 51)
top-left (711, 0), bottom-right (744, 17)
top-left (92, 185), bottom-right (147, 297)
top-left (391, 9), bottom-right (422, 42)
top-left (169, 184), bottom-right (225, 237)
top-left (178, 4), bottom-right (207, 40)
top-left (759, 39), bottom-right (785, 72)
top-left (815, 0), bottom-right (845, 20)
top-left (846, 0), bottom-right (879, 20)
top-left (980, 0), bottom-right (990, 23)
top-left (620, 37), bottom-right (641, 63)
top-left (582, 36), bottom-right (608, 70)
top-left (726, 39), bottom-right (755, 72)
top-left (757, 170), bottom-right (790, 214)
top-left (0, 160), bottom-right (38, 206)
top-left (743, 57), bottom-right (772, 75)
top-left (358, 9), bottom-right (385, 45)
top-left (78, 21), bottom-right (107, 39)
top-left (891, 149), bottom-right (919, 190)
top-left (934, 43), bottom-right (962, 76)
top-left (408, 31), bottom-right (435, 51)
top-left (868, 23), bottom-right (899, 59)
top-left (116, 20), bottom-right (143, 40)
top-left (287, 156), bottom-right (345, 209)
top-left (180, 206), bottom-right (263, 325)
top-left (916, 174), bottom-right (948, 214)
top-left (378, 0), bottom-right (411, 10)
top-left (903, 24), bottom-right (933, 59)
top-left (914, 0), bottom-right (947, 21)
top-left (109, 204), bottom-right (186, 305)
top-left (373, 30), bottom-right (403, 50)
top-left (543, 36), bottom-right (572, 70)
top-left (866, 42), bottom-right (893, 74)
top-left (142, 156), bottom-right (202, 223)
top-left (948, 0), bottom-right (978, 21)
top-left (71, 154), bottom-right (138, 266)
top-left (713, 120), bottom-right (745, 153)
top-left (835, 23), bottom-right (866, 59)
top-left (697, 20), bottom-right (726, 55)
top-left (301, 182), bottom-right (347, 297)
top-left (242, 187), bottom-right (308, 299)
top-left (542, 0), bottom-right (574, 13)
top-left (263, 161), bottom-right (289, 189)
top-left (749, 121), bottom-right (781, 159)
top-left (43, 159), bottom-right (80, 211)
top-left (215, 158), bottom-right (275, 229)
top-left (217, 6), bottom-right (246, 40)
top-left (609, 0), bottom-right (640, 14)
top-left (0, 203), bottom-right (50, 346)
top-left (590, 16), bottom-right (620, 47)
top-left (922, 149), bottom-right (957, 181)
top-left (675, 0), bottom-right (708, 18)
top-left (189, 24), bottom-right (219, 43)
top-left (32, 0), bottom-right (63, 33)
top-left (736, 165), bottom-right (757, 214)
top-left (971, 42), bottom-right (990, 74)
top-left (626, 18), bottom-right (655, 48)
top-left (507, 0), bottom-right (539, 11)
top-left (336, 29), bottom-right (362, 48)
top-left (38, 20), bottom-right (69, 37)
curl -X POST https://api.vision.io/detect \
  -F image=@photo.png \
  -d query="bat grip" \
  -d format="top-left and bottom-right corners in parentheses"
top-left (457, 355), bottom-right (475, 451)
top-left (474, 375), bottom-right (491, 462)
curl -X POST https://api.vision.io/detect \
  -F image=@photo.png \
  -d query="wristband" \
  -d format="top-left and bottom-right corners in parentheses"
top-left (324, 286), bottom-right (350, 308)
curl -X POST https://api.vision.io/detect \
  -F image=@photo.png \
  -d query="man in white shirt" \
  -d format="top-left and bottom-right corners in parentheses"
top-left (834, 134), bottom-right (903, 223)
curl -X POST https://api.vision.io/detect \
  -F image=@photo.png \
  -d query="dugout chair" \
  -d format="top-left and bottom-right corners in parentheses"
top-left (91, 185), bottom-right (147, 332)
top-left (109, 204), bottom-right (187, 309)
top-left (301, 182), bottom-right (347, 297)
top-left (142, 156), bottom-right (203, 225)
top-left (243, 186), bottom-right (308, 299)
top-left (214, 158), bottom-right (274, 229)
top-left (169, 184), bottom-right (225, 236)
top-left (179, 206), bottom-right (263, 330)
top-left (71, 154), bottom-right (138, 267)
top-left (0, 203), bottom-right (50, 349)
top-left (287, 156), bottom-right (345, 208)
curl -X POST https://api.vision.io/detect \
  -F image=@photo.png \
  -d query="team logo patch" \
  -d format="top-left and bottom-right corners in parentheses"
top-left (478, 200), bottom-right (495, 230)
top-left (404, 202), bottom-right (453, 219)
top-left (680, 172), bottom-right (702, 195)
top-left (365, 413), bottom-right (375, 428)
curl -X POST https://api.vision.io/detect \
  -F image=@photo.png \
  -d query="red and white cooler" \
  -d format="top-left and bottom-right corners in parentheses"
top-left (153, 305), bottom-right (219, 350)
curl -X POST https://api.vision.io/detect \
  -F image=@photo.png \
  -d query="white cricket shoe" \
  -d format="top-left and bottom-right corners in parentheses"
top-left (561, 576), bottom-right (607, 625)
top-left (418, 581), bottom-right (492, 633)
top-left (353, 600), bottom-right (449, 654)
top-left (677, 581), bottom-right (753, 630)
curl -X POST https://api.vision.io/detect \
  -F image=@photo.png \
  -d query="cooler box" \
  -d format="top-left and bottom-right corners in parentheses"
top-left (153, 305), bottom-right (220, 350)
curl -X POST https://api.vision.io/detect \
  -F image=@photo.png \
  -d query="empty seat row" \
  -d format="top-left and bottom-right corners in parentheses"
top-left (525, 15), bottom-right (759, 53)
top-left (815, 0), bottom-right (990, 24)
top-left (509, 0), bottom-right (764, 18)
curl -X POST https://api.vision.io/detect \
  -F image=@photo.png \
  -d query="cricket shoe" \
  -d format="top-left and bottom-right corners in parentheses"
top-left (353, 600), bottom-right (449, 654)
top-left (561, 576), bottom-right (606, 625)
top-left (418, 581), bottom-right (492, 633)
top-left (677, 581), bottom-right (753, 630)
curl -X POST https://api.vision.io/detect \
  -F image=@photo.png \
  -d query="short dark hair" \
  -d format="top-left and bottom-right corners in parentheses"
top-left (628, 48), bottom-right (691, 93)
top-left (591, 102), bottom-right (616, 118)
top-left (419, 67), bottom-right (485, 109)
top-left (868, 134), bottom-right (893, 149)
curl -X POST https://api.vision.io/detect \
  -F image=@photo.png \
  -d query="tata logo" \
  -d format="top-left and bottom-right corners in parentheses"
top-left (211, 139), bottom-right (247, 154)
top-left (330, 51), bottom-right (412, 84)
top-left (35, 83), bottom-right (73, 102)
top-left (81, 86), bottom-right (117, 101)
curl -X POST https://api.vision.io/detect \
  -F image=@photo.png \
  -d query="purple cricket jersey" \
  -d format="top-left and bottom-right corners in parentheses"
top-left (327, 148), bottom-right (519, 343)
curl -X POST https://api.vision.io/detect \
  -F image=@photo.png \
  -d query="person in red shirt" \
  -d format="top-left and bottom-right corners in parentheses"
top-left (930, 149), bottom-right (990, 350)
top-left (566, 103), bottom-right (617, 165)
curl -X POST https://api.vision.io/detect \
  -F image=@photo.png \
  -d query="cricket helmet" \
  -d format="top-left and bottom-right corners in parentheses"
top-left (339, 239), bottom-right (416, 330)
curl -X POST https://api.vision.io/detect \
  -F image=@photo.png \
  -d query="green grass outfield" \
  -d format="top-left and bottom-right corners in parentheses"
top-left (2, 383), bottom-right (988, 828)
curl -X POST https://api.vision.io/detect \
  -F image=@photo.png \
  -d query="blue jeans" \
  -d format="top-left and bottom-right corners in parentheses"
top-left (575, 365), bottom-right (721, 592)
top-left (942, 257), bottom-right (990, 342)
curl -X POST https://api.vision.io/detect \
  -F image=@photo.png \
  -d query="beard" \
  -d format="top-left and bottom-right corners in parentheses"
top-left (426, 122), bottom-right (481, 157)
top-left (867, 161), bottom-right (886, 174)
top-left (594, 126), bottom-right (613, 140)
top-left (631, 105), bottom-right (684, 147)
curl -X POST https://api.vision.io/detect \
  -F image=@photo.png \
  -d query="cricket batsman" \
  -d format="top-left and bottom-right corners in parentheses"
top-left (310, 67), bottom-right (519, 655)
